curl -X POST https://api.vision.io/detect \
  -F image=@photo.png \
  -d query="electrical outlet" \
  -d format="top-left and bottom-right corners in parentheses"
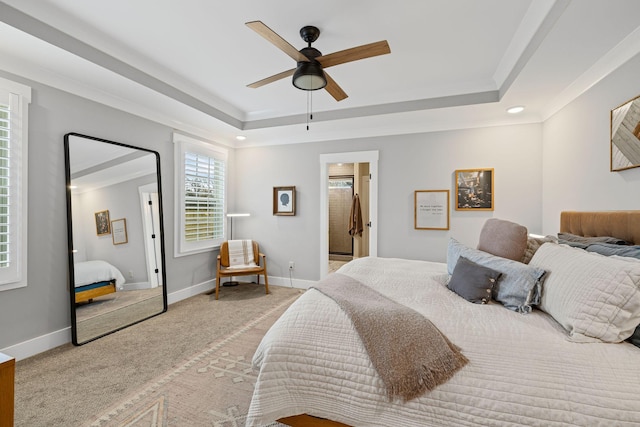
top-left (128, 270), bottom-right (134, 279)
top-left (289, 261), bottom-right (295, 270)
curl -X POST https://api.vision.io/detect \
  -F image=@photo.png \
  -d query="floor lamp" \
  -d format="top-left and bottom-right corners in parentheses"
top-left (227, 212), bottom-right (250, 240)
top-left (224, 213), bottom-right (250, 286)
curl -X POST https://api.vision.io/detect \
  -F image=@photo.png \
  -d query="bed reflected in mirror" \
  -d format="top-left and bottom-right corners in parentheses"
top-left (64, 133), bottom-right (167, 345)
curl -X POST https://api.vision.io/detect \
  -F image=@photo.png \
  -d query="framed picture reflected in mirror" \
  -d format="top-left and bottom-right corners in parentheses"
top-left (95, 210), bottom-right (110, 235)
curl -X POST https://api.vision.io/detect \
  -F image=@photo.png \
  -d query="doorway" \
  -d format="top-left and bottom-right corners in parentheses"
top-left (320, 151), bottom-right (378, 278)
top-left (329, 174), bottom-right (354, 257)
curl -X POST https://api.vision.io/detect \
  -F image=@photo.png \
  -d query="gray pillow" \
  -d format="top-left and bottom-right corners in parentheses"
top-left (447, 238), bottom-right (547, 313)
top-left (557, 232), bottom-right (631, 246)
top-left (448, 256), bottom-right (501, 304)
top-left (477, 218), bottom-right (528, 261)
top-left (521, 235), bottom-right (558, 264)
top-left (585, 243), bottom-right (640, 259)
top-left (627, 325), bottom-right (640, 348)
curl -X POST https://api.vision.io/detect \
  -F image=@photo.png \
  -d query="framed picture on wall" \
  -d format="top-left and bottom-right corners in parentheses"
top-left (95, 210), bottom-right (110, 235)
top-left (273, 186), bottom-right (296, 216)
top-left (611, 94), bottom-right (640, 171)
top-left (455, 168), bottom-right (494, 211)
top-left (415, 190), bottom-right (449, 230)
top-left (111, 218), bottom-right (128, 245)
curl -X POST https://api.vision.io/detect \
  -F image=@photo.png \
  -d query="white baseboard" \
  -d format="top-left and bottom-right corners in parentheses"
top-left (166, 278), bottom-right (215, 304)
top-left (268, 275), bottom-right (315, 290)
top-left (120, 281), bottom-right (151, 291)
top-left (1, 275), bottom-right (312, 361)
top-left (1, 327), bottom-right (71, 361)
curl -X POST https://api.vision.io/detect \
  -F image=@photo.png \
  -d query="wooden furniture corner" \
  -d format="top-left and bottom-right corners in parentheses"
top-left (0, 352), bottom-right (15, 427)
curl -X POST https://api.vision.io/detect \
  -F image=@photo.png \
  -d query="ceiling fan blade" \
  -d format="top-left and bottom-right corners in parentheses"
top-left (317, 40), bottom-right (390, 68)
top-left (246, 21), bottom-right (309, 63)
top-left (324, 72), bottom-right (348, 101)
top-left (247, 68), bottom-right (296, 88)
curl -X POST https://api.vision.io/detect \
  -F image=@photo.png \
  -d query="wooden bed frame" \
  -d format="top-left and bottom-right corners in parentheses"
top-left (276, 211), bottom-right (640, 427)
top-left (75, 280), bottom-right (116, 304)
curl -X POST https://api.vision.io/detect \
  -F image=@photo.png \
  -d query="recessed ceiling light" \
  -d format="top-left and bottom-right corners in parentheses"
top-left (506, 105), bottom-right (525, 114)
top-left (236, 135), bottom-right (246, 141)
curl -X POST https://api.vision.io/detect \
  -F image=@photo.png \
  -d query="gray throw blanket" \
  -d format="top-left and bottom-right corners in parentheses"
top-left (312, 273), bottom-right (468, 402)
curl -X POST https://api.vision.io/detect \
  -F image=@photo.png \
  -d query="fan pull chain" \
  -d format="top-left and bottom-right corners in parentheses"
top-left (306, 90), bottom-right (313, 131)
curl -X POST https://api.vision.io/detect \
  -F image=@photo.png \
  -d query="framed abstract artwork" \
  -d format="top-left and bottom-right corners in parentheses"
top-left (611, 94), bottom-right (640, 171)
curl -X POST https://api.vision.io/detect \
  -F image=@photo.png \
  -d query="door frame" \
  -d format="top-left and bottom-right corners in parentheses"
top-left (320, 151), bottom-right (378, 278)
top-left (138, 183), bottom-right (163, 288)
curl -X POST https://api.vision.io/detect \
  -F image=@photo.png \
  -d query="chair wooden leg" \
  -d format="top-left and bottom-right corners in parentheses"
top-left (263, 273), bottom-right (269, 295)
top-left (215, 275), bottom-right (220, 300)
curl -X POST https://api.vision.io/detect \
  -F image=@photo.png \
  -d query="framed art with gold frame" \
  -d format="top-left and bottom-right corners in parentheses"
top-left (455, 168), bottom-right (494, 211)
top-left (111, 218), bottom-right (128, 245)
top-left (414, 190), bottom-right (449, 230)
top-left (94, 210), bottom-right (110, 235)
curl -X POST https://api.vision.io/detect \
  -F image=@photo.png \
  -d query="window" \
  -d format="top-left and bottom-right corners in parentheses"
top-left (174, 133), bottom-right (227, 256)
top-left (0, 77), bottom-right (31, 291)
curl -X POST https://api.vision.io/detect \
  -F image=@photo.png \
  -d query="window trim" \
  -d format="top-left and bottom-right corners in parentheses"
top-left (0, 77), bottom-right (31, 291)
top-left (173, 132), bottom-right (227, 257)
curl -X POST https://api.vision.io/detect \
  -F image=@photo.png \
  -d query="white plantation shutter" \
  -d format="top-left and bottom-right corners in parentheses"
top-left (0, 77), bottom-right (30, 291)
top-left (0, 104), bottom-right (9, 268)
top-left (184, 152), bottom-right (225, 242)
top-left (174, 133), bottom-right (227, 256)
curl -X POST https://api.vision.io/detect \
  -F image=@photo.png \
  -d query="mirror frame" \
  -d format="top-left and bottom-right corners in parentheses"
top-left (64, 132), bottom-right (168, 345)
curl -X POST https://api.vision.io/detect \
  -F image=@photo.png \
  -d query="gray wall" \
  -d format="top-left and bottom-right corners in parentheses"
top-left (72, 174), bottom-right (156, 283)
top-left (0, 70), bottom-right (223, 352)
top-left (234, 123), bottom-right (543, 280)
top-left (541, 51), bottom-right (640, 233)
top-left (4, 49), bottom-right (640, 358)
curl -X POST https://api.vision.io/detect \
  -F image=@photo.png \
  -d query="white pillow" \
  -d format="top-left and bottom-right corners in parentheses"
top-left (529, 243), bottom-right (640, 343)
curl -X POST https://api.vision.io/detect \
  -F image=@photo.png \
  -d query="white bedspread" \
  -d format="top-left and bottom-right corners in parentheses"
top-left (247, 257), bottom-right (640, 426)
top-left (74, 260), bottom-right (126, 288)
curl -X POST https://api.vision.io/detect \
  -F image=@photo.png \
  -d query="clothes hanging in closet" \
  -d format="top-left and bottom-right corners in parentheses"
top-left (349, 193), bottom-right (363, 237)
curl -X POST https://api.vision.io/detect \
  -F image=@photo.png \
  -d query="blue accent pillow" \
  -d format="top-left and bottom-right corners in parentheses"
top-left (447, 238), bottom-right (547, 313)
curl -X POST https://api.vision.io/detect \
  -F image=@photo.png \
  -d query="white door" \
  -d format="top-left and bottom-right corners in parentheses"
top-left (139, 184), bottom-right (164, 288)
top-left (360, 174), bottom-right (370, 257)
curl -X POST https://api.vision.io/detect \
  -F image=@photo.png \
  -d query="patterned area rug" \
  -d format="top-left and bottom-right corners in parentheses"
top-left (86, 295), bottom-right (297, 427)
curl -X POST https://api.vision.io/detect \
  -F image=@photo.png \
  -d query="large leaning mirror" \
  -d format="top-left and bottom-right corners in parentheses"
top-left (64, 133), bottom-right (167, 345)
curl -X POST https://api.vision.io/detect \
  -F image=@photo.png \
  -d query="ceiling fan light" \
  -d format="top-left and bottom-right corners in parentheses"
top-left (292, 61), bottom-right (327, 90)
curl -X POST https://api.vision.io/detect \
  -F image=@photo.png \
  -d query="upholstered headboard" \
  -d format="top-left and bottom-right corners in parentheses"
top-left (560, 211), bottom-right (640, 245)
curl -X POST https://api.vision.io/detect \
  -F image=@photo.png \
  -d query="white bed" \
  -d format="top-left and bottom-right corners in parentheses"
top-left (247, 212), bottom-right (640, 427)
top-left (73, 260), bottom-right (125, 303)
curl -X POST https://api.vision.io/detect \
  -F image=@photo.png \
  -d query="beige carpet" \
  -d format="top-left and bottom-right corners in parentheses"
top-left (15, 284), bottom-right (302, 427)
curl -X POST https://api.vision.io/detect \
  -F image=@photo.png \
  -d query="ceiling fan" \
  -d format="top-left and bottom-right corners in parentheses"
top-left (246, 21), bottom-right (391, 101)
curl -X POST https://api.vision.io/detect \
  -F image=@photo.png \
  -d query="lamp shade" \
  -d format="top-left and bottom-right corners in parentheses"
top-left (292, 61), bottom-right (327, 91)
top-left (226, 213), bottom-right (250, 218)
